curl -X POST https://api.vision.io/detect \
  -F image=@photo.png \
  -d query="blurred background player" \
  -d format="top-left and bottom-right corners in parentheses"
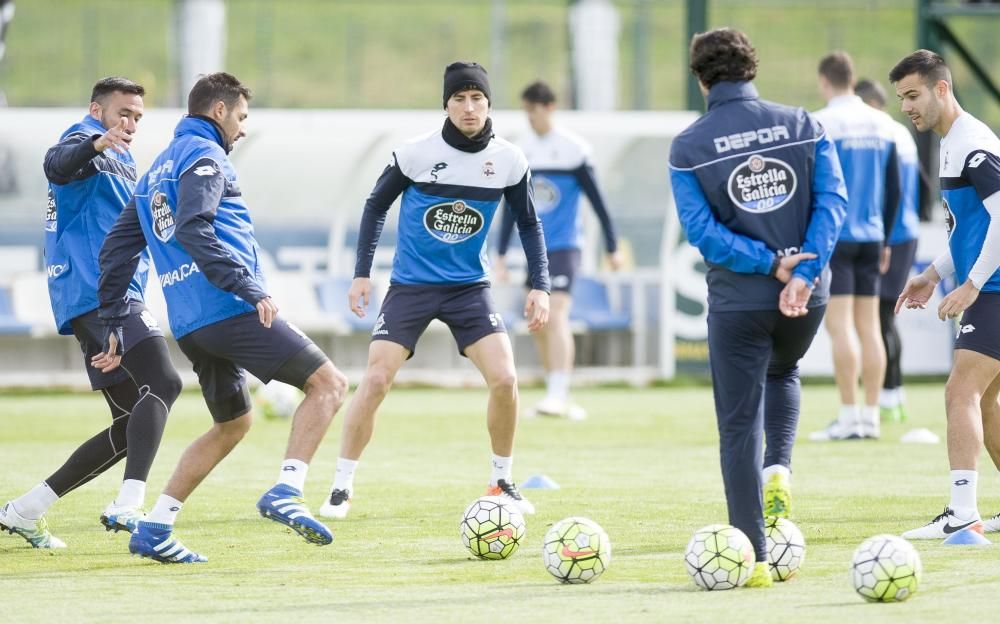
top-left (810, 51), bottom-right (900, 441)
top-left (669, 28), bottom-right (847, 587)
top-left (97, 72), bottom-right (348, 562)
top-left (319, 61), bottom-right (549, 520)
top-left (0, 77), bottom-right (182, 549)
top-left (494, 80), bottom-right (622, 420)
top-left (892, 50), bottom-right (1000, 539)
top-left (855, 77), bottom-right (921, 423)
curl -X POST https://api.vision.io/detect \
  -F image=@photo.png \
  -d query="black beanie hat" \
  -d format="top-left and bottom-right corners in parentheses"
top-left (443, 61), bottom-right (491, 108)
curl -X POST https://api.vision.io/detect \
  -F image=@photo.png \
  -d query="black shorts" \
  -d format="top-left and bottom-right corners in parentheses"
top-left (177, 312), bottom-right (327, 415)
top-left (373, 282), bottom-right (505, 357)
top-left (69, 300), bottom-right (164, 391)
top-left (955, 292), bottom-right (1000, 362)
top-left (880, 239), bottom-right (918, 302)
top-left (829, 241), bottom-right (883, 297)
top-left (525, 248), bottom-right (580, 293)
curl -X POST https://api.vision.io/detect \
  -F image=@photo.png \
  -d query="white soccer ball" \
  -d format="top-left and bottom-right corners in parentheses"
top-left (459, 496), bottom-right (525, 560)
top-left (765, 516), bottom-right (806, 581)
top-left (254, 382), bottom-right (303, 420)
top-left (850, 534), bottom-right (922, 602)
top-left (684, 524), bottom-right (755, 590)
top-left (542, 517), bottom-right (611, 584)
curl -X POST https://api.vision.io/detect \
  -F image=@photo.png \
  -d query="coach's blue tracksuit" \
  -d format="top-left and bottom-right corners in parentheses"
top-left (98, 115), bottom-right (268, 338)
top-left (669, 81), bottom-right (847, 560)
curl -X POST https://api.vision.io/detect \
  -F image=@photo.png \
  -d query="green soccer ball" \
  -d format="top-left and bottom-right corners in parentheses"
top-left (851, 534), bottom-right (921, 602)
top-left (684, 524), bottom-right (755, 590)
top-left (460, 496), bottom-right (524, 560)
top-left (765, 516), bottom-right (806, 581)
top-left (542, 517), bottom-right (611, 584)
top-left (254, 382), bottom-right (303, 420)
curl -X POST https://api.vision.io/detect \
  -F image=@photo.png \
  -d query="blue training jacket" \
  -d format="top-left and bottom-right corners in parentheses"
top-left (668, 81), bottom-right (848, 312)
top-left (44, 114), bottom-right (148, 335)
top-left (98, 116), bottom-right (268, 338)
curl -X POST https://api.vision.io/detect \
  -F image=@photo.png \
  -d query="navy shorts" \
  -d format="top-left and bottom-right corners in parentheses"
top-left (955, 292), bottom-right (1000, 362)
top-left (830, 241), bottom-right (882, 297)
top-left (373, 282), bottom-right (505, 357)
top-left (69, 300), bottom-right (164, 391)
top-left (880, 239), bottom-right (918, 302)
top-left (178, 312), bottom-right (328, 416)
top-left (525, 248), bottom-right (580, 293)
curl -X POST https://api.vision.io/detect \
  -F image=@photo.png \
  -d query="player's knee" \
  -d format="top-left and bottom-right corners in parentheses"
top-left (364, 367), bottom-right (395, 397)
top-left (945, 379), bottom-right (978, 414)
top-left (305, 364), bottom-right (349, 410)
top-left (488, 370), bottom-right (518, 397)
top-left (158, 367), bottom-right (183, 407)
top-left (215, 411), bottom-right (253, 442)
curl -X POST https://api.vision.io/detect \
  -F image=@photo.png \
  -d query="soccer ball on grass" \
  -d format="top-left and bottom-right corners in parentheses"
top-left (460, 496), bottom-right (524, 560)
top-left (850, 534), bottom-right (921, 602)
top-left (541, 517), bottom-right (611, 584)
top-left (765, 516), bottom-right (806, 581)
top-left (684, 524), bottom-right (755, 590)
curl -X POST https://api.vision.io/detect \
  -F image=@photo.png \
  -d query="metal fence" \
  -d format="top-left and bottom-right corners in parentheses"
top-left (1, 0), bottom-right (994, 123)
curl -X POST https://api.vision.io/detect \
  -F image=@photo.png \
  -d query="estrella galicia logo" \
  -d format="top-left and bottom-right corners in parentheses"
top-left (151, 191), bottom-right (176, 242)
top-left (943, 199), bottom-right (955, 239)
top-left (430, 162), bottom-right (448, 182)
top-left (45, 189), bottom-right (57, 232)
top-left (727, 155), bottom-right (797, 213)
top-left (531, 176), bottom-right (560, 214)
top-left (423, 200), bottom-right (485, 244)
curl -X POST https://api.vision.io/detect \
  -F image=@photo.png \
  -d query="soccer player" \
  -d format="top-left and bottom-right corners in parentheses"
top-left (318, 62), bottom-right (549, 520)
top-left (855, 78), bottom-right (921, 422)
top-left (0, 77), bottom-right (182, 549)
top-left (494, 80), bottom-right (622, 420)
top-left (891, 50), bottom-right (1000, 538)
top-left (96, 72), bottom-right (348, 562)
top-left (669, 28), bottom-right (847, 587)
top-left (810, 52), bottom-right (901, 441)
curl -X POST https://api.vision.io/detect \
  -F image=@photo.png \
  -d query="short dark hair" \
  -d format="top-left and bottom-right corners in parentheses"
top-left (854, 78), bottom-right (887, 108)
top-left (889, 49), bottom-right (952, 87)
top-left (521, 81), bottom-right (556, 105)
top-left (90, 76), bottom-right (145, 104)
top-left (689, 28), bottom-right (758, 89)
top-left (818, 51), bottom-right (854, 89)
top-left (187, 72), bottom-right (253, 115)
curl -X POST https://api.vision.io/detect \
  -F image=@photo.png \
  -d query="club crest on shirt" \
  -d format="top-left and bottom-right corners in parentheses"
top-left (482, 160), bottom-right (496, 178)
top-left (727, 155), bottom-right (797, 214)
top-left (424, 200), bottom-right (485, 243)
top-left (151, 191), bottom-right (176, 242)
top-left (943, 199), bottom-right (955, 238)
top-left (45, 189), bottom-right (57, 232)
top-left (530, 176), bottom-right (560, 214)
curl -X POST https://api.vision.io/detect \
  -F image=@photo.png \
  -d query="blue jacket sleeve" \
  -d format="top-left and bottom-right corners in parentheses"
top-left (504, 172), bottom-right (550, 292)
top-left (43, 132), bottom-right (102, 185)
top-left (174, 158), bottom-right (268, 305)
top-left (574, 164), bottom-right (618, 253)
top-left (882, 142), bottom-right (900, 242)
top-left (793, 133), bottom-right (848, 284)
top-left (98, 197), bottom-right (146, 320)
top-left (354, 160), bottom-right (412, 278)
top-left (669, 167), bottom-right (776, 275)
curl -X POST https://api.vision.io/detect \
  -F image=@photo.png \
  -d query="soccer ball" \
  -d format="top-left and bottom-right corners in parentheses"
top-left (850, 534), bottom-right (921, 602)
top-left (541, 517), bottom-right (611, 584)
top-left (684, 524), bottom-right (755, 590)
top-left (765, 516), bottom-right (806, 581)
top-left (460, 496), bottom-right (524, 560)
top-left (254, 382), bottom-right (303, 420)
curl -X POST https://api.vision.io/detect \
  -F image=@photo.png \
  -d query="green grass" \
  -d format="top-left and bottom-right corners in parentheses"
top-left (1, 384), bottom-right (998, 623)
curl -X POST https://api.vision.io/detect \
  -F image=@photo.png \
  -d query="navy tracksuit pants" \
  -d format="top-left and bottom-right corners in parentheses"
top-left (706, 305), bottom-right (826, 561)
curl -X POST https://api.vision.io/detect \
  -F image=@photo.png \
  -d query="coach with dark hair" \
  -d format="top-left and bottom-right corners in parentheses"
top-left (668, 27), bottom-right (847, 587)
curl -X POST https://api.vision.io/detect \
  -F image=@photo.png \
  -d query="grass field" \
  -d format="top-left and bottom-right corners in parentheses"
top-left (2, 384), bottom-right (999, 623)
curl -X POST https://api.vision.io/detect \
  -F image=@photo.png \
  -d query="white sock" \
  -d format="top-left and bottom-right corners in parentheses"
top-left (115, 479), bottom-right (146, 509)
top-left (332, 457), bottom-right (358, 493)
top-left (838, 404), bottom-right (859, 426)
top-left (762, 464), bottom-right (790, 482)
top-left (861, 406), bottom-right (880, 428)
top-left (277, 459), bottom-right (308, 492)
top-left (147, 494), bottom-right (184, 525)
top-left (879, 388), bottom-right (899, 409)
top-left (13, 482), bottom-right (58, 519)
top-left (898, 387), bottom-right (907, 405)
top-left (949, 470), bottom-right (978, 519)
top-left (491, 454), bottom-right (513, 486)
top-left (546, 370), bottom-right (570, 403)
